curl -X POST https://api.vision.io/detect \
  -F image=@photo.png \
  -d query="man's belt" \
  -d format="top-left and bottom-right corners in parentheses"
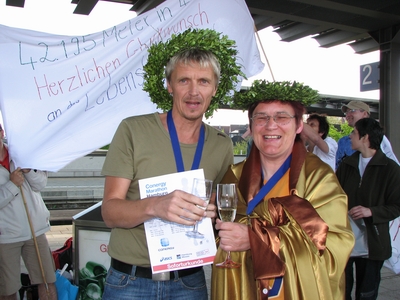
top-left (111, 258), bottom-right (202, 281)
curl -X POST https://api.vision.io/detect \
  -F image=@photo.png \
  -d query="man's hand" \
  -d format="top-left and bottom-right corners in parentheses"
top-left (152, 190), bottom-right (212, 226)
top-left (102, 177), bottom-right (217, 228)
top-left (349, 205), bottom-right (372, 220)
top-left (204, 203), bottom-right (217, 221)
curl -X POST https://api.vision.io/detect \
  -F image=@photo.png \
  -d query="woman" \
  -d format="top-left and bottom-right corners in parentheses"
top-left (211, 81), bottom-right (354, 300)
top-left (0, 124), bottom-right (57, 300)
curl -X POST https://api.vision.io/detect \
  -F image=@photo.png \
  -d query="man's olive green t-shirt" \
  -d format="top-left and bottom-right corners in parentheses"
top-left (102, 113), bottom-right (234, 266)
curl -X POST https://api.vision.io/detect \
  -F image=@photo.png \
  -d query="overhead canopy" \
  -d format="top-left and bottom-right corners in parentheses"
top-left (308, 95), bottom-right (379, 119)
top-left (247, 0), bottom-right (400, 54)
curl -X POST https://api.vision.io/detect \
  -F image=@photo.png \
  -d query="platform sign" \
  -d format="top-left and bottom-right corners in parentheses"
top-left (360, 62), bottom-right (379, 91)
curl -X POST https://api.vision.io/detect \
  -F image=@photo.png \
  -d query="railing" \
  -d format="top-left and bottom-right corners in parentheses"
top-left (44, 151), bottom-right (246, 224)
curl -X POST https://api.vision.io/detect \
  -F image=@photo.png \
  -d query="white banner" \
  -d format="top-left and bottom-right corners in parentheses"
top-left (0, 0), bottom-right (264, 172)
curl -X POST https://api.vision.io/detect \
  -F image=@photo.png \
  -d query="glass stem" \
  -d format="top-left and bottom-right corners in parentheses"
top-left (193, 222), bottom-right (198, 232)
top-left (226, 250), bottom-right (232, 261)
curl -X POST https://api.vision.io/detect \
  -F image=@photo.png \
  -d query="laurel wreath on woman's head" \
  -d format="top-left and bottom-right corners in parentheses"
top-left (230, 80), bottom-right (320, 110)
top-left (143, 28), bottom-right (246, 118)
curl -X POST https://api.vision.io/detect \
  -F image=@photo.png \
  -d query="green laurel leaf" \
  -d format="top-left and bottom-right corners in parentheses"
top-left (143, 28), bottom-right (246, 118)
top-left (230, 80), bottom-right (320, 110)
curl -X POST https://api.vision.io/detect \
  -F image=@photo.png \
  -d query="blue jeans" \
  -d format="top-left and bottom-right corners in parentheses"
top-left (102, 266), bottom-right (208, 300)
top-left (345, 257), bottom-right (384, 300)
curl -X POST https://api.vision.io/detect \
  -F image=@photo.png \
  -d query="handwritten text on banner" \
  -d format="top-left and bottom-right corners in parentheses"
top-left (0, 0), bottom-right (263, 171)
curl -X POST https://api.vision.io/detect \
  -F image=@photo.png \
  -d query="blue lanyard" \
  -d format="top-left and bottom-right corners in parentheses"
top-left (246, 154), bottom-right (292, 214)
top-left (167, 110), bottom-right (205, 172)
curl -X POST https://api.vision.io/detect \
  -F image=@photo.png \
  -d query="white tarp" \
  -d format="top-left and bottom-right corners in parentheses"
top-left (0, 0), bottom-right (264, 172)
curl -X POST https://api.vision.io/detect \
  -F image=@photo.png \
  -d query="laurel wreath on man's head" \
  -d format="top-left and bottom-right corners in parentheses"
top-left (230, 80), bottom-right (320, 110)
top-left (143, 28), bottom-right (246, 118)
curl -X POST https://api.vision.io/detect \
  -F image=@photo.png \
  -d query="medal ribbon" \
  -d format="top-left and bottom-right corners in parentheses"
top-left (167, 110), bottom-right (205, 172)
top-left (247, 154), bottom-right (292, 214)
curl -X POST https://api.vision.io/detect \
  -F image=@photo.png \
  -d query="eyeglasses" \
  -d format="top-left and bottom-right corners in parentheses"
top-left (251, 112), bottom-right (295, 126)
top-left (344, 109), bottom-right (363, 116)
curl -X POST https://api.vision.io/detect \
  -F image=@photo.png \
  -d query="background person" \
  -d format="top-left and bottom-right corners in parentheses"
top-left (336, 100), bottom-right (399, 169)
top-left (301, 113), bottom-right (338, 170)
top-left (101, 48), bottom-right (233, 299)
top-left (212, 80), bottom-right (354, 300)
top-left (241, 126), bottom-right (253, 158)
top-left (336, 118), bottom-right (400, 300)
top-left (0, 124), bottom-right (57, 300)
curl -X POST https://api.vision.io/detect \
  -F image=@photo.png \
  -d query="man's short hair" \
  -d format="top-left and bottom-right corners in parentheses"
top-left (354, 118), bottom-right (383, 150)
top-left (307, 114), bottom-right (330, 140)
top-left (341, 101), bottom-right (370, 115)
top-left (165, 48), bottom-right (221, 88)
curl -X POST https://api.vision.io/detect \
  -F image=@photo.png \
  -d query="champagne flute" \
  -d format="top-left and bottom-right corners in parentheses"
top-left (215, 183), bottom-right (241, 268)
top-left (186, 178), bottom-right (213, 239)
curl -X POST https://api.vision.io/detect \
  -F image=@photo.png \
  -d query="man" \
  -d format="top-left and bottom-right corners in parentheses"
top-left (0, 124), bottom-right (57, 300)
top-left (301, 113), bottom-right (338, 170)
top-left (336, 118), bottom-right (400, 300)
top-left (336, 100), bottom-right (399, 169)
top-left (101, 49), bottom-right (233, 299)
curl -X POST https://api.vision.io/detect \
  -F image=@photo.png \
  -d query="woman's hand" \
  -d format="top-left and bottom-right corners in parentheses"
top-left (215, 219), bottom-right (250, 251)
top-left (10, 167), bottom-right (24, 187)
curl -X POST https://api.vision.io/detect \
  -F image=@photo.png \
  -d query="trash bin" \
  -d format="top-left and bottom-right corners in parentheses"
top-left (73, 202), bottom-right (110, 300)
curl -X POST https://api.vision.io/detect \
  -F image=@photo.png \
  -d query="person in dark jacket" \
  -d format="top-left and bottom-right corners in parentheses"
top-left (336, 118), bottom-right (400, 300)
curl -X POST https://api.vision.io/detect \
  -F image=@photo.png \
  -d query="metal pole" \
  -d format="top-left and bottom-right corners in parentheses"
top-left (254, 25), bottom-right (275, 81)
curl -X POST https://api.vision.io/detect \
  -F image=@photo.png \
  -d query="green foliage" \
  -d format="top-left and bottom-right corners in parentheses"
top-left (231, 80), bottom-right (320, 110)
top-left (143, 28), bottom-right (246, 118)
top-left (233, 140), bottom-right (248, 155)
top-left (329, 123), bottom-right (353, 141)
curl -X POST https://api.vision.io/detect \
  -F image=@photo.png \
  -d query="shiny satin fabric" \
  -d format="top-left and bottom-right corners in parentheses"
top-left (211, 140), bottom-right (355, 300)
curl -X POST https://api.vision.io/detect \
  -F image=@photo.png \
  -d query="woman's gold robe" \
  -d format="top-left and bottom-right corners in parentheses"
top-left (211, 140), bottom-right (354, 300)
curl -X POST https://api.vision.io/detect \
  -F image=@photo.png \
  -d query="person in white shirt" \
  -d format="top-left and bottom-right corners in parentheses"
top-left (301, 113), bottom-right (338, 170)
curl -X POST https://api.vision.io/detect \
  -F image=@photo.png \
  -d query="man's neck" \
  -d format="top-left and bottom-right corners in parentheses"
top-left (360, 148), bottom-right (376, 159)
top-left (159, 112), bottom-right (203, 144)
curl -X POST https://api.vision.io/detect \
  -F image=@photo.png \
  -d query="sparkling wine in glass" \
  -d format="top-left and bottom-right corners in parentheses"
top-left (186, 178), bottom-right (213, 239)
top-left (215, 183), bottom-right (241, 268)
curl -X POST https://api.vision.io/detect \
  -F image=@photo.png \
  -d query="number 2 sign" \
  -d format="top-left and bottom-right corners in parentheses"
top-left (360, 62), bottom-right (379, 91)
